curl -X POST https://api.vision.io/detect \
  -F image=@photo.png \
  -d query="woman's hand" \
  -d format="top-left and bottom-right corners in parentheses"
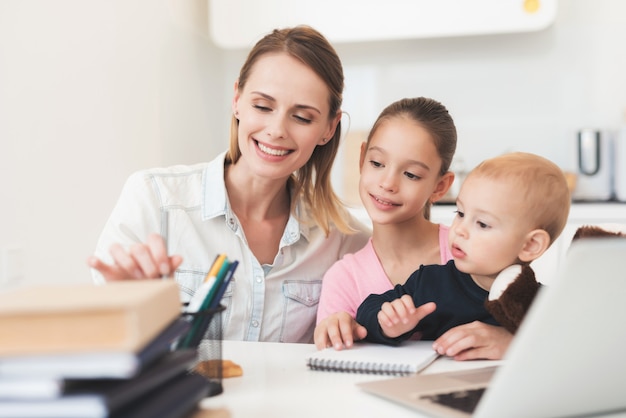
top-left (87, 233), bottom-right (183, 281)
top-left (314, 311), bottom-right (367, 350)
top-left (432, 321), bottom-right (513, 361)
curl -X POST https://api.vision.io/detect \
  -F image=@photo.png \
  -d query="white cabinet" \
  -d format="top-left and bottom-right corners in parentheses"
top-left (350, 203), bottom-right (626, 285)
top-left (208, 0), bottom-right (558, 49)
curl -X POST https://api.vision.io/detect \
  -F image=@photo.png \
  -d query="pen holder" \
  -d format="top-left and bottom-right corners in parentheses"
top-left (178, 305), bottom-right (225, 397)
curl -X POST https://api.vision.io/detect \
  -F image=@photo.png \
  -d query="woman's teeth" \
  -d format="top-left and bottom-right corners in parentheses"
top-left (258, 142), bottom-right (289, 156)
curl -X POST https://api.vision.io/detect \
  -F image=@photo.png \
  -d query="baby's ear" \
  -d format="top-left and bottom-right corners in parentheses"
top-left (518, 229), bottom-right (550, 263)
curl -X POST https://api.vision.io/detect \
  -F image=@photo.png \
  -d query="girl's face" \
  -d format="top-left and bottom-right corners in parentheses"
top-left (448, 175), bottom-right (532, 281)
top-left (358, 116), bottom-right (450, 226)
top-left (232, 52), bottom-right (339, 181)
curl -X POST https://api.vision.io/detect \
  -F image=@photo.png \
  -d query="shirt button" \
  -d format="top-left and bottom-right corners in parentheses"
top-left (252, 320), bottom-right (259, 328)
top-left (228, 218), bottom-right (235, 225)
top-left (256, 277), bottom-right (262, 283)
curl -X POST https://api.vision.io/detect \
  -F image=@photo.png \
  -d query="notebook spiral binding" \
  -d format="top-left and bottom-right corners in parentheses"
top-left (307, 358), bottom-right (414, 376)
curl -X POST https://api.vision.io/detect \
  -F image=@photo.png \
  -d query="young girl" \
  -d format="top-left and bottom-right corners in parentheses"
top-left (315, 97), bottom-right (456, 349)
top-left (88, 26), bottom-right (370, 344)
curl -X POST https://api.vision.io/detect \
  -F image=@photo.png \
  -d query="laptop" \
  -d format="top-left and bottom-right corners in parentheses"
top-left (358, 237), bottom-right (626, 418)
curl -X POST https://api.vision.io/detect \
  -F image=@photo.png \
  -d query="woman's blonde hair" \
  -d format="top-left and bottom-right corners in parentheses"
top-left (225, 26), bottom-right (351, 236)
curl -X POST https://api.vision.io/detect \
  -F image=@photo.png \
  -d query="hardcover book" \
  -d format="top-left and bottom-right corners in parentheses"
top-left (0, 350), bottom-right (207, 418)
top-left (0, 317), bottom-right (191, 380)
top-left (0, 280), bottom-right (181, 356)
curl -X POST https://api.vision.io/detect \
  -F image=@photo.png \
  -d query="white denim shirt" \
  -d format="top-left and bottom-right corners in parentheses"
top-left (92, 152), bottom-right (370, 343)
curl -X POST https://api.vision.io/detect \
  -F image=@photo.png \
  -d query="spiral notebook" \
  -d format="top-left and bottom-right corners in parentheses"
top-left (306, 340), bottom-right (439, 376)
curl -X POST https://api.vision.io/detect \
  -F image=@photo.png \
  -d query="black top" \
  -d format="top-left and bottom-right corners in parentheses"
top-left (356, 260), bottom-right (500, 345)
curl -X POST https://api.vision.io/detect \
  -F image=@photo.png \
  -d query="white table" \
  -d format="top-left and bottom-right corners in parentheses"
top-left (195, 340), bottom-right (500, 418)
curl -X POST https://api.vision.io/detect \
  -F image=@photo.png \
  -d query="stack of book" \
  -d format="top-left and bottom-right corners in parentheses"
top-left (0, 280), bottom-right (215, 418)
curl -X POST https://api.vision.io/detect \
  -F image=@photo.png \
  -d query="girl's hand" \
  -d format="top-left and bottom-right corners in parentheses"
top-left (314, 311), bottom-right (367, 350)
top-left (432, 321), bottom-right (512, 361)
top-left (87, 233), bottom-right (183, 281)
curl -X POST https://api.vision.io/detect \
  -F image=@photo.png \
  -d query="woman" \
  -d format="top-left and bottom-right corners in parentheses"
top-left (88, 26), bottom-right (370, 343)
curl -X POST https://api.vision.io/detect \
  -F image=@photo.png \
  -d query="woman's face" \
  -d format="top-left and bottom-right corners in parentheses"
top-left (232, 52), bottom-right (339, 181)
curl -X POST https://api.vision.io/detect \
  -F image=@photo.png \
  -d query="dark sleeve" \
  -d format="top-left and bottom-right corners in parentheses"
top-left (355, 269), bottom-right (423, 346)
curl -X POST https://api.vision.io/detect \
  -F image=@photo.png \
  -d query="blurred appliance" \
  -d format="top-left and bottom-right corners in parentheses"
top-left (572, 129), bottom-right (613, 201)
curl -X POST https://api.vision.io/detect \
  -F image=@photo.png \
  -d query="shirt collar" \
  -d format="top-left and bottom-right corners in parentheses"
top-left (201, 151), bottom-right (229, 220)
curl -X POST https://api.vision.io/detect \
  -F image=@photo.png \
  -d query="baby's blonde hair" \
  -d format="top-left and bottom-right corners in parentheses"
top-left (468, 152), bottom-right (570, 244)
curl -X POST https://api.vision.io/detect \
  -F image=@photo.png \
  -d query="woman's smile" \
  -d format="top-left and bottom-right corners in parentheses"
top-left (256, 140), bottom-right (292, 157)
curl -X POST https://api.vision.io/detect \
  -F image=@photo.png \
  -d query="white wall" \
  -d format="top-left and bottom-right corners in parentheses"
top-left (0, 0), bottom-right (225, 287)
top-left (1, 0), bottom-right (624, 288)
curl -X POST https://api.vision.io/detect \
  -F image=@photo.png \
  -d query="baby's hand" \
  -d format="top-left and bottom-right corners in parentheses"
top-left (433, 321), bottom-right (512, 360)
top-left (377, 296), bottom-right (436, 338)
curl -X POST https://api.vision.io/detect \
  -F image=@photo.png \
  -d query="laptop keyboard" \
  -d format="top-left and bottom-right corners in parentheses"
top-left (421, 387), bottom-right (486, 414)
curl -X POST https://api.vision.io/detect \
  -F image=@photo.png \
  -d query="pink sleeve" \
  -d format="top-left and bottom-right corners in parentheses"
top-left (439, 224), bottom-right (453, 264)
top-left (316, 258), bottom-right (362, 323)
top-left (317, 240), bottom-right (393, 324)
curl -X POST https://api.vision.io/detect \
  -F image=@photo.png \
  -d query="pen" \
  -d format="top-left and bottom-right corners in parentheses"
top-left (182, 256), bottom-right (232, 348)
top-left (204, 254), bottom-right (227, 283)
top-left (199, 258), bottom-right (231, 311)
top-left (209, 260), bottom-right (238, 309)
top-left (185, 255), bottom-right (225, 314)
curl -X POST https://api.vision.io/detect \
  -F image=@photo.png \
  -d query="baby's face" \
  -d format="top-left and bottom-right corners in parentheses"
top-left (448, 175), bottom-right (532, 280)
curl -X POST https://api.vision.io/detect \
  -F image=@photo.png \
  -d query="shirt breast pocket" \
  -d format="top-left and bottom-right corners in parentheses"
top-left (176, 269), bottom-right (234, 334)
top-left (280, 280), bottom-right (322, 343)
top-left (174, 270), bottom-right (207, 304)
